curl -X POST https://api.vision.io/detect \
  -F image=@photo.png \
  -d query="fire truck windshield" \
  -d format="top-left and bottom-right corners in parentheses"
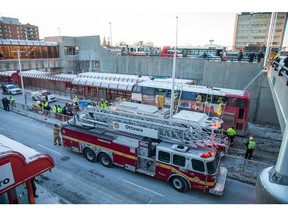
top-left (207, 152), bottom-right (221, 174)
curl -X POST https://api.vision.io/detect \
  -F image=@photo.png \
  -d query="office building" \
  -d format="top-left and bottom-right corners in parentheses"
top-left (232, 12), bottom-right (287, 50)
top-left (0, 16), bottom-right (39, 40)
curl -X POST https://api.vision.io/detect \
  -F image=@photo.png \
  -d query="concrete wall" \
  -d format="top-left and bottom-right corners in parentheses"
top-left (267, 67), bottom-right (288, 133)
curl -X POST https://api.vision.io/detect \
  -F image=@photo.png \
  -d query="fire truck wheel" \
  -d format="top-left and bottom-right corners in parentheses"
top-left (170, 176), bottom-right (189, 193)
top-left (99, 153), bottom-right (112, 167)
top-left (84, 148), bottom-right (96, 162)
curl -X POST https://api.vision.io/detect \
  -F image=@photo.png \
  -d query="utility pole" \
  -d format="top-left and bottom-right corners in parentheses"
top-left (12, 50), bottom-right (26, 105)
top-left (170, 16), bottom-right (178, 120)
top-left (109, 22), bottom-right (112, 46)
top-left (57, 27), bottom-right (61, 36)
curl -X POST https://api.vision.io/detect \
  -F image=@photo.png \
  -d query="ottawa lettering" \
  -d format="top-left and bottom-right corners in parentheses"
top-left (0, 178), bottom-right (10, 187)
top-left (125, 125), bottom-right (143, 132)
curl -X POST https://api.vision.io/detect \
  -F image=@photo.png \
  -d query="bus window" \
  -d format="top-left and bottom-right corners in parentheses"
top-left (181, 91), bottom-right (197, 100)
top-left (142, 87), bottom-right (155, 96)
top-left (238, 108), bottom-right (244, 119)
top-left (226, 97), bottom-right (246, 108)
top-left (155, 88), bottom-right (166, 95)
top-left (132, 86), bottom-right (141, 93)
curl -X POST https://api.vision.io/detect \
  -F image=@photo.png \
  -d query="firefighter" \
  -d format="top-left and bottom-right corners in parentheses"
top-left (273, 51), bottom-right (281, 71)
top-left (73, 95), bottom-right (79, 104)
top-left (57, 105), bottom-right (62, 114)
top-left (42, 99), bottom-right (49, 109)
top-left (104, 100), bottom-right (110, 109)
top-left (226, 127), bottom-right (236, 147)
top-left (100, 99), bottom-right (105, 108)
top-left (32, 101), bottom-right (42, 112)
top-left (195, 94), bottom-right (202, 111)
top-left (53, 104), bottom-right (58, 113)
top-left (245, 135), bottom-right (256, 160)
top-left (53, 124), bottom-right (61, 146)
top-left (9, 96), bottom-right (16, 107)
top-left (157, 95), bottom-right (165, 110)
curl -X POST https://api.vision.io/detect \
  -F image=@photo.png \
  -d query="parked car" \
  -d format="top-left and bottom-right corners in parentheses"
top-left (31, 89), bottom-right (57, 102)
top-left (1, 84), bottom-right (22, 95)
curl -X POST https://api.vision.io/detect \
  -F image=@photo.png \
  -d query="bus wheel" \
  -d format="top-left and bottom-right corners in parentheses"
top-left (84, 148), bottom-right (96, 162)
top-left (170, 176), bottom-right (188, 192)
top-left (99, 153), bottom-right (112, 167)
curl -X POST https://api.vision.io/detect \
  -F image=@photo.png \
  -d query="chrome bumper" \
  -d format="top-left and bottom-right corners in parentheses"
top-left (209, 166), bottom-right (228, 196)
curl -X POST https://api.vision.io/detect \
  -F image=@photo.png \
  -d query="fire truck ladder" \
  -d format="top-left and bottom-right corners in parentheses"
top-left (71, 106), bottom-right (227, 149)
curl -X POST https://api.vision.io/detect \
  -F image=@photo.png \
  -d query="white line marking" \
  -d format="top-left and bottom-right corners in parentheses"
top-left (0, 127), bottom-right (5, 130)
top-left (121, 178), bottom-right (165, 197)
top-left (38, 144), bottom-right (62, 155)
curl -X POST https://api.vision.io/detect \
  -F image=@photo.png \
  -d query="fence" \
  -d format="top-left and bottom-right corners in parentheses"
top-left (0, 101), bottom-right (75, 124)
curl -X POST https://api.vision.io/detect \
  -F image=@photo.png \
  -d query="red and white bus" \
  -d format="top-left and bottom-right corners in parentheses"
top-left (131, 80), bottom-right (250, 134)
top-left (0, 134), bottom-right (54, 204)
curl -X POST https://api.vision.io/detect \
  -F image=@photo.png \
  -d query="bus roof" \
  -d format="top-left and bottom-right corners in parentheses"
top-left (136, 80), bottom-right (247, 97)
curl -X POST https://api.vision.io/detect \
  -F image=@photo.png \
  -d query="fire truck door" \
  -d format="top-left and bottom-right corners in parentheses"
top-left (155, 150), bottom-right (172, 180)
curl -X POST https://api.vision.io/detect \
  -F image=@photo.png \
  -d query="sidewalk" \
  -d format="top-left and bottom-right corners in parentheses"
top-left (34, 183), bottom-right (62, 204)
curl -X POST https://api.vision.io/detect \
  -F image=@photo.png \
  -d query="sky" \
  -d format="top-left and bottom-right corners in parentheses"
top-left (1, 0), bottom-right (288, 48)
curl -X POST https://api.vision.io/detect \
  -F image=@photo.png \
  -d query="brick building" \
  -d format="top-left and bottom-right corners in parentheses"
top-left (0, 17), bottom-right (39, 40)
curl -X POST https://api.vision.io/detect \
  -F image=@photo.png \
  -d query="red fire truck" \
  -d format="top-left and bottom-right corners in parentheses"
top-left (61, 102), bottom-right (228, 195)
top-left (0, 134), bottom-right (54, 204)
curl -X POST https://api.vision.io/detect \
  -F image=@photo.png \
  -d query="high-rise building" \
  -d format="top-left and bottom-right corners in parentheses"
top-left (0, 16), bottom-right (39, 40)
top-left (232, 12), bottom-right (287, 50)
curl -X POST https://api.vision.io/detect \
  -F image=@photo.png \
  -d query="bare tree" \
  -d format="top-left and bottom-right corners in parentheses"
top-left (102, 37), bottom-right (107, 46)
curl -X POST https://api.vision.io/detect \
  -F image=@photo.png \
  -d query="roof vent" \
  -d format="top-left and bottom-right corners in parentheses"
top-left (172, 144), bottom-right (189, 152)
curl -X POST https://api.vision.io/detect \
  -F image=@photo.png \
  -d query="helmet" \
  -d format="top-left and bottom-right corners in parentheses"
top-left (249, 136), bottom-right (254, 141)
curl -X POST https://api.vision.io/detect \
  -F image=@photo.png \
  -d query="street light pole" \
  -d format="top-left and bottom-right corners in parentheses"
top-left (169, 16), bottom-right (178, 120)
top-left (57, 27), bottom-right (61, 36)
top-left (109, 22), bottom-right (112, 46)
top-left (12, 50), bottom-right (26, 104)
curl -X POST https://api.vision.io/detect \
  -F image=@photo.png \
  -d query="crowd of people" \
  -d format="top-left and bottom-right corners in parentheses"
top-left (236, 49), bottom-right (264, 63)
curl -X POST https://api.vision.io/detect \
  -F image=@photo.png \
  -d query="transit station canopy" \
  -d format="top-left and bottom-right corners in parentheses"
top-left (72, 72), bottom-right (152, 91)
top-left (0, 71), bottom-right (17, 77)
top-left (72, 77), bottom-right (135, 91)
top-left (20, 70), bottom-right (76, 82)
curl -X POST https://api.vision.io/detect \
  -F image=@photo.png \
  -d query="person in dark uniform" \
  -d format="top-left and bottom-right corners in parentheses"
top-left (31, 178), bottom-right (38, 197)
